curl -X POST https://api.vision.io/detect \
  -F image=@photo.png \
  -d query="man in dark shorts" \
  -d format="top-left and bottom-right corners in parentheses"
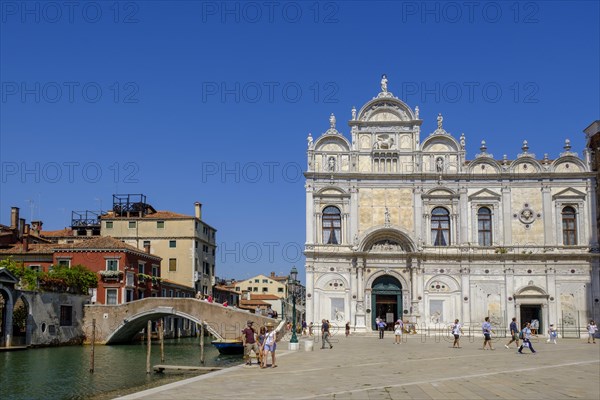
top-left (482, 316), bottom-right (495, 350)
top-left (242, 321), bottom-right (259, 365)
top-left (505, 317), bottom-right (520, 349)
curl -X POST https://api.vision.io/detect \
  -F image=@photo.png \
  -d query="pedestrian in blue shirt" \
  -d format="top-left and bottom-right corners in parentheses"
top-left (518, 322), bottom-right (537, 354)
top-left (482, 317), bottom-right (495, 350)
top-left (378, 319), bottom-right (386, 339)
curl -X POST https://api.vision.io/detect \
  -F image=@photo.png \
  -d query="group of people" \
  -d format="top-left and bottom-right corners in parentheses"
top-left (241, 320), bottom-right (280, 368)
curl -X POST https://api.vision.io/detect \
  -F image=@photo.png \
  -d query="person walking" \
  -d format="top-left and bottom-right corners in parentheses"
top-left (345, 321), bottom-right (350, 337)
top-left (378, 319), bottom-right (386, 339)
top-left (482, 317), bottom-right (495, 350)
top-left (547, 324), bottom-right (558, 344)
top-left (505, 317), bottom-right (520, 349)
top-left (394, 319), bottom-right (404, 344)
top-left (450, 319), bottom-right (463, 348)
top-left (321, 319), bottom-right (333, 349)
top-left (518, 322), bottom-right (537, 354)
top-left (241, 321), bottom-right (259, 366)
top-left (587, 320), bottom-right (597, 344)
top-left (301, 320), bottom-right (307, 336)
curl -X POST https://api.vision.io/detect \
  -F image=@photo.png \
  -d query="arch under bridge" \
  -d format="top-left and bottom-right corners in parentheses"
top-left (83, 298), bottom-right (275, 344)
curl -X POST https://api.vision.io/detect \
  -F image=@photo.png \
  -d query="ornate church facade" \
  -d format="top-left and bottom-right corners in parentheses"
top-left (304, 77), bottom-right (600, 333)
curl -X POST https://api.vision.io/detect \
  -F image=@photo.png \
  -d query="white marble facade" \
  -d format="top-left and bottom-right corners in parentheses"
top-left (304, 77), bottom-right (600, 333)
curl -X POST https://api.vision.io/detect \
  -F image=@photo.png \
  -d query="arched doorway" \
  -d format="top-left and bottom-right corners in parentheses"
top-left (12, 296), bottom-right (28, 346)
top-left (371, 275), bottom-right (402, 330)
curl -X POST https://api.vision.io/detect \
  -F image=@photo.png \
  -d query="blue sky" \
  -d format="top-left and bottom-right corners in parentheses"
top-left (1, 1), bottom-right (599, 282)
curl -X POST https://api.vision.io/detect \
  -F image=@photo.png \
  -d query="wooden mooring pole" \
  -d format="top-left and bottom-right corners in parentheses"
top-left (159, 319), bottom-right (165, 363)
top-left (89, 319), bottom-right (96, 373)
top-left (200, 323), bottom-right (205, 364)
top-left (146, 320), bottom-right (152, 374)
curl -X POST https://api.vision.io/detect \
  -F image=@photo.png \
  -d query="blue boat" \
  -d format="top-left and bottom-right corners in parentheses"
top-left (211, 339), bottom-right (244, 355)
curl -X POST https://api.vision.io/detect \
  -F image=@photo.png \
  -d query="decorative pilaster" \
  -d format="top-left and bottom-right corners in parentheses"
top-left (501, 185), bottom-right (512, 245)
top-left (305, 182), bottom-right (314, 244)
top-left (459, 186), bottom-right (468, 244)
top-left (541, 184), bottom-right (553, 245)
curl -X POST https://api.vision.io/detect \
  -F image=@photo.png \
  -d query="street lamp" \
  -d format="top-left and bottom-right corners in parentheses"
top-left (288, 266), bottom-right (299, 344)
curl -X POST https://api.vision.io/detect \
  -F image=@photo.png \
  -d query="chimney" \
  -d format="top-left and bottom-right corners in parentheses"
top-left (194, 202), bottom-right (202, 219)
top-left (144, 243), bottom-right (151, 254)
top-left (270, 271), bottom-right (275, 278)
top-left (23, 224), bottom-right (30, 252)
top-left (19, 218), bottom-right (25, 239)
top-left (10, 207), bottom-right (19, 229)
top-left (31, 220), bottom-right (43, 234)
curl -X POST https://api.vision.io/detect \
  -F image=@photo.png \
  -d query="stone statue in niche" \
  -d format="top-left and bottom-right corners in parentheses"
top-left (329, 113), bottom-right (336, 129)
top-left (384, 207), bottom-right (391, 226)
top-left (351, 106), bottom-right (357, 120)
top-left (460, 133), bottom-right (465, 149)
top-left (328, 156), bottom-right (336, 172)
top-left (435, 157), bottom-right (444, 172)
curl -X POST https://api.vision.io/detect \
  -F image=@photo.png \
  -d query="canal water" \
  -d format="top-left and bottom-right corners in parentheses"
top-left (0, 337), bottom-right (243, 400)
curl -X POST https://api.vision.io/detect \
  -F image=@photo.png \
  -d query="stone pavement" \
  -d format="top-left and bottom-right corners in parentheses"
top-left (119, 334), bottom-right (600, 400)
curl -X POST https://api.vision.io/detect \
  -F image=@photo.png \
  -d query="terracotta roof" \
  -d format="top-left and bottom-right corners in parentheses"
top-left (250, 294), bottom-right (281, 300)
top-left (54, 236), bottom-right (161, 259)
top-left (0, 243), bottom-right (56, 254)
top-left (214, 285), bottom-right (241, 294)
top-left (161, 279), bottom-right (195, 291)
top-left (41, 228), bottom-right (74, 237)
top-left (239, 299), bottom-right (271, 306)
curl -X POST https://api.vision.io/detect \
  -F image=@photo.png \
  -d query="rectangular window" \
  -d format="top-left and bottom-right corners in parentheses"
top-left (138, 263), bottom-right (145, 274)
top-left (262, 287), bottom-right (268, 292)
top-left (262, 279), bottom-right (268, 283)
top-left (161, 288), bottom-right (167, 297)
top-left (128, 221), bottom-right (136, 229)
top-left (169, 289), bottom-right (173, 297)
top-left (212, 248), bottom-right (215, 256)
top-left (169, 240), bottom-right (176, 248)
top-left (59, 306), bottom-right (73, 326)
top-left (278, 287), bottom-right (284, 293)
top-left (203, 245), bottom-right (208, 253)
top-left (253, 287), bottom-right (258, 292)
top-left (235, 287), bottom-right (240, 292)
top-left (247, 287), bottom-right (252, 291)
top-left (106, 289), bottom-right (118, 305)
top-left (29, 265), bottom-right (41, 272)
top-left (169, 258), bottom-right (177, 272)
top-left (105, 221), bottom-right (113, 229)
top-left (254, 279), bottom-right (259, 283)
top-left (106, 259), bottom-right (118, 271)
top-left (152, 265), bottom-right (158, 277)
top-left (157, 221), bottom-right (165, 229)
top-left (143, 240), bottom-right (150, 247)
top-left (57, 259), bottom-right (70, 268)
top-left (195, 240), bottom-right (199, 248)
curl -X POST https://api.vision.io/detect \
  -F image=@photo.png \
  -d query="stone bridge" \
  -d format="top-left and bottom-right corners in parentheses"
top-left (83, 298), bottom-right (275, 344)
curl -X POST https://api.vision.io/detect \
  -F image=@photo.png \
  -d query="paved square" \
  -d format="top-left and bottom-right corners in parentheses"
top-left (120, 334), bottom-right (600, 400)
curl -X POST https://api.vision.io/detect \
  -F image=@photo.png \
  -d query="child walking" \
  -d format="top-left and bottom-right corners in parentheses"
top-left (546, 324), bottom-right (558, 344)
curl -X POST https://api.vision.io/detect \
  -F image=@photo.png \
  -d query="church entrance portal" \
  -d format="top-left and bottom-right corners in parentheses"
top-left (371, 275), bottom-right (402, 330)
top-left (520, 304), bottom-right (542, 334)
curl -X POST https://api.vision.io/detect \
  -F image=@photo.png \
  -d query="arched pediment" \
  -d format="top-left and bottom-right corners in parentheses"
top-left (421, 135), bottom-right (460, 153)
top-left (467, 160), bottom-right (501, 174)
top-left (314, 134), bottom-right (351, 152)
top-left (516, 285), bottom-right (548, 297)
top-left (315, 186), bottom-right (347, 197)
top-left (425, 275), bottom-right (460, 292)
top-left (509, 157), bottom-right (542, 173)
top-left (315, 273), bottom-right (349, 290)
top-left (357, 97), bottom-right (415, 122)
top-left (551, 156), bottom-right (587, 173)
top-left (423, 188), bottom-right (458, 199)
top-left (358, 226), bottom-right (416, 253)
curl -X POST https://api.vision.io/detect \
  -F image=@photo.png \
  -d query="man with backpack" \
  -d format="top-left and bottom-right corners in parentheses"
top-left (518, 322), bottom-right (537, 354)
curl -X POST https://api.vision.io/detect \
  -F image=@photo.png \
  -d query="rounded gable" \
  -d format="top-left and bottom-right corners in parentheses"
top-left (357, 97), bottom-right (415, 122)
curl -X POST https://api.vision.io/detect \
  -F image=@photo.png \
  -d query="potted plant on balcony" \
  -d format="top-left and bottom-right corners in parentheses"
top-left (137, 273), bottom-right (152, 285)
top-left (100, 270), bottom-right (123, 282)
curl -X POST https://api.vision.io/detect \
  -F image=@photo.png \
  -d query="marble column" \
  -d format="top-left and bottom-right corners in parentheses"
top-left (459, 186), bottom-right (468, 244)
top-left (502, 186), bottom-right (512, 245)
top-left (305, 182), bottom-right (314, 244)
top-left (306, 264), bottom-right (314, 325)
top-left (541, 185), bottom-right (553, 245)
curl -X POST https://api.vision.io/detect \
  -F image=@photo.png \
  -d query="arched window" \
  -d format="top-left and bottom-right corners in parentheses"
top-left (431, 207), bottom-right (450, 246)
top-left (322, 206), bottom-right (341, 244)
top-left (562, 206), bottom-right (577, 245)
top-left (477, 207), bottom-right (492, 246)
